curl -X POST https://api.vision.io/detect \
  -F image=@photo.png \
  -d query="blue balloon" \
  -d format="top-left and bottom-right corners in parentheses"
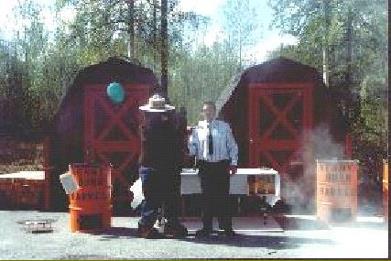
top-left (106, 82), bottom-right (125, 104)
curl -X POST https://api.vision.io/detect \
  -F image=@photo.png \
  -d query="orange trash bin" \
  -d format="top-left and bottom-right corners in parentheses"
top-left (383, 160), bottom-right (388, 221)
top-left (68, 163), bottom-right (112, 232)
top-left (316, 160), bottom-right (358, 223)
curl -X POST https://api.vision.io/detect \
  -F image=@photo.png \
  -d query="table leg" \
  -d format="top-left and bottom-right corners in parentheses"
top-left (181, 196), bottom-right (185, 218)
top-left (238, 196), bottom-right (241, 215)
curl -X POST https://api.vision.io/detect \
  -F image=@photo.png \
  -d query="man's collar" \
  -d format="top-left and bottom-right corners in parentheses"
top-left (199, 119), bottom-right (216, 127)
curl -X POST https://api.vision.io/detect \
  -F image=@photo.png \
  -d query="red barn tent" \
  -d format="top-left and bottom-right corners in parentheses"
top-left (44, 57), bottom-right (158, 211)
top-left (217, 57), bottom-right (350, 207)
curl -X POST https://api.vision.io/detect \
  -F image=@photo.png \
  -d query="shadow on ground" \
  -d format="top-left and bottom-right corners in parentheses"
top-left (89, 227), bottom-right (138, 240)
top-left (274, 216), bottom-right (330, 230)
top-left (178, 233), bottom-right (334, 249)
top-left (87, 225), bottom-right (335, 250)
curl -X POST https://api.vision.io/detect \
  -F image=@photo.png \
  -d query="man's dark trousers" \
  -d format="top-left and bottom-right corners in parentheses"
top-left (198, 160), bottom-right (232, 231)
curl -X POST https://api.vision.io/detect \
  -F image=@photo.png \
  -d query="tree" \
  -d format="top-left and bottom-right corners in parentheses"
top-left (0, 40), bottom-right (25, 132)
top-left (160, 0), bottom-right (168, 95)
top-left (269, 0), bottom-right (387, 131)
top-left (222, 0), bottom-right (260, 69)
top-left (169, 39), bottom-right (240, 124)
top-left (0, 0), bottom-right (86, 136)
top-left (55, 0), bottom-right (202, 88)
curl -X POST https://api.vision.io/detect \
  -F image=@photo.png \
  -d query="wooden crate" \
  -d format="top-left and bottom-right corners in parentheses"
top-left (14, 182), bottom-right (44, 210)
top-left (0, 177), bottom-right (45, 210)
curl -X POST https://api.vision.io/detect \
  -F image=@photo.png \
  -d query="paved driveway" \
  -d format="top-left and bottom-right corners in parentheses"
top-left (0, 211), bottom-right (388, 259)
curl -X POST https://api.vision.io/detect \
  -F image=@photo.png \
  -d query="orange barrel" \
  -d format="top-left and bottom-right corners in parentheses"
top-left (68, 163), bottom-right (112, 232)
top-left (316, 160), bottom-right (358, 223)
top-left (383, 160), bottom-right (388, 221)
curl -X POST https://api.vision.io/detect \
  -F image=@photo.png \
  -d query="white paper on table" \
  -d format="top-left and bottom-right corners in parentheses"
top-left (236, 168), bottom-right (278, 175)
top-left (181, 168), bottom-right (199, 175)
top-left (180, 167), bottom-right (280, 197)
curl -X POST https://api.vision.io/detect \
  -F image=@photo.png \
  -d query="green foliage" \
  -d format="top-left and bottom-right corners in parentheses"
top-left (0, 0), bottom-right (84, 135)
top-left (169, 40), bottom-right (240, 124)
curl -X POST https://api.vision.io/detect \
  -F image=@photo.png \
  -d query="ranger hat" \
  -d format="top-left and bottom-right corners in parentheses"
top-left (139, 94), bottom-right (175, 112)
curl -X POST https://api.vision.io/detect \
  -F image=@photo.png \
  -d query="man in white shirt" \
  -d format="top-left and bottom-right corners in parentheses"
top-left (188, 101), bottom-right (238, 237)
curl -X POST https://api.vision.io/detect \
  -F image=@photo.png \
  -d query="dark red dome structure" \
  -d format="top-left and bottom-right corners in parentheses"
top-left (45, 57), bottom-right (157, 211)
top-left (216, 57), bottom-right (351, 205)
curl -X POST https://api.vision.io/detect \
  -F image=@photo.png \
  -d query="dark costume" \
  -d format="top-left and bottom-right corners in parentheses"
top-left (137, 112), bottom-right (187, 238)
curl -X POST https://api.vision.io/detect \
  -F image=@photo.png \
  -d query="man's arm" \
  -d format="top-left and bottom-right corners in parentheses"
top-left (187, 127), bottom-right (199, 157)
top-left (226, 123), bottom-right (238, 166)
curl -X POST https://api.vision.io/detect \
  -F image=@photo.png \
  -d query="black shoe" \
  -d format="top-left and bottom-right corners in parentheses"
top-left (138, 225), bottom-right (165, 239)
top-left (219, 229), bottom-right (237, 237)
top-left (195, 228), bottom-right (211, 238)
top-left (164, 223), bottom-right (188, 238)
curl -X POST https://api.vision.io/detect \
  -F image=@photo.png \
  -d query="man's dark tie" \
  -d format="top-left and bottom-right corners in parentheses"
top-left (208, 124), bottom-right (213, 155)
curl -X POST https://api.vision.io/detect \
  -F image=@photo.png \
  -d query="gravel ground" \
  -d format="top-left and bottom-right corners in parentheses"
top-left (0, 211), bottom-right (388, 259)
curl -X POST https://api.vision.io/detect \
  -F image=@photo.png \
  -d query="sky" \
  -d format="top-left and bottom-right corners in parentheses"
top-left (0, 0), bottom-right (297, 63)
top-left (0, 0), bottom-right (57, 39)
top-left (178, 0), bottom-right (297, 62)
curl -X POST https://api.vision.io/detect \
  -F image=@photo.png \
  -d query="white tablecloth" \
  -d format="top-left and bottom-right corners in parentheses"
top-left (180, 168), bottom-right (281, 205)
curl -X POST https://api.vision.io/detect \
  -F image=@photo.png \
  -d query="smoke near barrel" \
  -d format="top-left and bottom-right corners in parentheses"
top-left (282, 125), bottom-right (346, 214)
